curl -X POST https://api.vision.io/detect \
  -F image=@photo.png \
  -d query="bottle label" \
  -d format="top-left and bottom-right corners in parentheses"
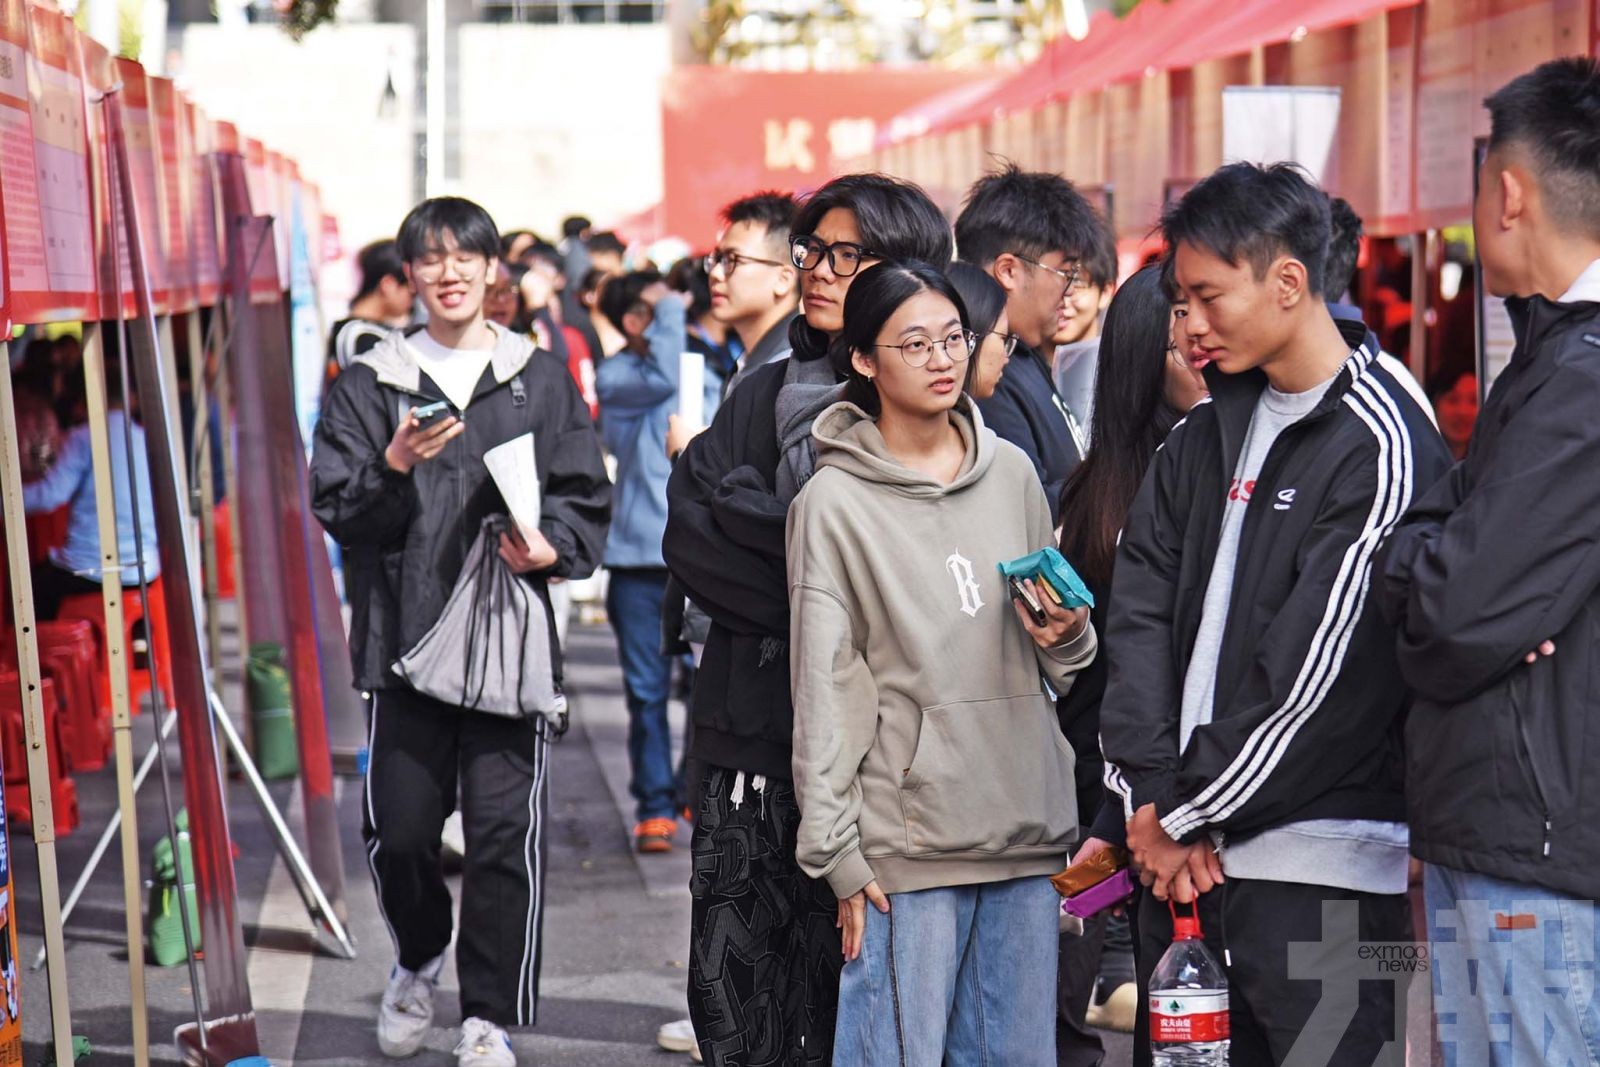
top-left (1149, 989), bottom-right (1230, 1044)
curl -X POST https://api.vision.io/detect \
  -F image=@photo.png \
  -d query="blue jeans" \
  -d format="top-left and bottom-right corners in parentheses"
top-left (833, 875), bottom-right (1058, 1066)
top-left (1425, 862), bottom-right (1600, 1066)
top-left (606, 567), bottom-right (677, 822)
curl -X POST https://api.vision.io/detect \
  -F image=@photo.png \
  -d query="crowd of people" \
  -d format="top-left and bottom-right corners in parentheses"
top-left (299, 54), bottom-right (1600, 1067)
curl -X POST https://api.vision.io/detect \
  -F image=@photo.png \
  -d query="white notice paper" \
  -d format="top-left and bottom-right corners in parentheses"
top-left (484, 433), bottom-right (542, 546)
top-left (679, 351), bottom-right (706, 428)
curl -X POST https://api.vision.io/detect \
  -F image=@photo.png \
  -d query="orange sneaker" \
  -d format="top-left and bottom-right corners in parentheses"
top-left (634, 818), bottom-right (676, 853)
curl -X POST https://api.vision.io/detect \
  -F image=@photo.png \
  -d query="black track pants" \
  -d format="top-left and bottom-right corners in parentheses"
top-left (363, 687), bottom-right (553, 1027)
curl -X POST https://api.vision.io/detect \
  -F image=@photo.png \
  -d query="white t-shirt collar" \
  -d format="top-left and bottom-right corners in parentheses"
top-left (1557, 258), bottom-right (1600, 304)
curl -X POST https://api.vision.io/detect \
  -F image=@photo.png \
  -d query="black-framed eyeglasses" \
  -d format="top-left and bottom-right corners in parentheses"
top-left (876, 329), bottom-right (977, 368)
top-left (988, 331), bottom-right (1020, 358)
top-left (789, 235), bottom-right (882, 277)
top-left (1015, 254), bottom-right (1083, 293)
top-left (703, 248), bottom-right (786, 277)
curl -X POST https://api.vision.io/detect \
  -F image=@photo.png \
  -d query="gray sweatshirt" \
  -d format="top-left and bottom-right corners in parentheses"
top-left (787, 400), bottom-right (1097, 898)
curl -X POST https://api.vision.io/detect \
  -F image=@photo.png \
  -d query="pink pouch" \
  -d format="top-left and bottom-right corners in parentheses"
top-left (1061, 868), bottom-right (1135, 919)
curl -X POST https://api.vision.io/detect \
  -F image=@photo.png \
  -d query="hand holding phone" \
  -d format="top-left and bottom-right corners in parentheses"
top-left (386, 403), bottom-right (464, 473)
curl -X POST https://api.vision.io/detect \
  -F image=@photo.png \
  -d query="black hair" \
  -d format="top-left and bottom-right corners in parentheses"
top-left (1427, 366), bottom-right (1478, 403)
top-left (561, 216), bottom-right (592, 239)
top-left (524, 241), bottom-right (564, 273)
top-left (1485, 56), bottom-right (1600, 239)
top-left (835, 260), bottom-right (969, 417)
top-left (945, 261), bottom-right (1005, 393)
top-left (1082, 211), bottom-right (1119, 290)
top-left (954, 162), bottom-right (1104, 268)
top-left (789, 173), bottom-right (953, 362)
top-left (1058, 265), bottom-right (1187, 590)
top-left (1161, 161), bottom-right (1331, 297)
top-left (397, 197), bottom-right (501, 263)
top-left (1325, 196), bottom-right (1363, 301)
top-left (599, 269), bottom-right (663, 335)
top-left (722, 191), bottom-right (799, 247)
top-left (792, 173), bottom-right (952, 268)
top-left (588, 231), bottom-right (626, 258)
top-left (354, 239), bottom-right (406, 300)
top-left (667, 257), bottom-right (714, 321)
top-left (499, 229), bottom-right (538, 259)
top-left (580, 267), bottom-right (609, 295)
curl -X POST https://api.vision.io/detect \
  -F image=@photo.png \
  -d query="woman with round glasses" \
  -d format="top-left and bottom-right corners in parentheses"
top-left (663, 173), bottom-right (953, 1067)
top-left (788, 261), bottom-right (1096, 1065)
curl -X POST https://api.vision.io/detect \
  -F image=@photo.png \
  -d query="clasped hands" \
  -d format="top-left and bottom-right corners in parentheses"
top-left (1126, 802), bottom-right (1224, 904)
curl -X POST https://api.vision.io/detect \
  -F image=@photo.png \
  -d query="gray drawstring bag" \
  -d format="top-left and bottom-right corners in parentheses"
top-left (394, 515), bottom-right (568, 733)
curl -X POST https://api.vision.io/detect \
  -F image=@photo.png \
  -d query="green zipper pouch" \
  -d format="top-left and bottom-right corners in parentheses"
top-left (996, 547), bottom-right (1095, 610)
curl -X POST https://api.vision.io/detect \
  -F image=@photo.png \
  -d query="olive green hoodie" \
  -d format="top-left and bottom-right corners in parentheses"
top-left (787, 399), bottom-right (1096, 899)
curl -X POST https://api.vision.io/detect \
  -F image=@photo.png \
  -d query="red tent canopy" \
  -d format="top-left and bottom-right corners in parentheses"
top-left (913, 0), bottom-right (1421, 139)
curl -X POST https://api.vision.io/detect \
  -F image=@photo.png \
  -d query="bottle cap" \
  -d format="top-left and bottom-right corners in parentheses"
top-left (1168, 899), bottom-right (1204, 940)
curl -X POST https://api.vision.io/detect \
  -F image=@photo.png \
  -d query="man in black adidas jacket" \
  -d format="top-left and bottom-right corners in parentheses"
top-left (1099, 164), bottom-right (1451, 1065)
top-left (1376, 57), bottom-right (1600, 1065)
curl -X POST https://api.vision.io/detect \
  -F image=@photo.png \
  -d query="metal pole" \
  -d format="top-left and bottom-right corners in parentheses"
top-left (78, 322), bottom-right (152, 1064)
top-left (104, 91), bottom-right (210, 1053)
top-left (0, 340), bottom-right (76, 1061)
top-left (425, 0), bottom-right (446, 196)
top-left (206, 689), bottom-right (356, 957)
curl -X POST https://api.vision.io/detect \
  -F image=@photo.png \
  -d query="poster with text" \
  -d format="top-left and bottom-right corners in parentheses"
top-left (74, 27), bottom-right (125, 319)
top-left (0, 2), bottom-right (94, 321)
top-left (114, 59), bottom-right (171, 314)
top-left (151, 76), bottom-right (194, 311)
top-left (187, 101), bottom-right (222, 305)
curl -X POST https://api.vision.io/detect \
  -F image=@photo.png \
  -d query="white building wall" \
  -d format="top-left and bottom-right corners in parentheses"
top-left (454, 23), bottom-right (668, 237)
top-left (178, 23), bottom-right (420, 265)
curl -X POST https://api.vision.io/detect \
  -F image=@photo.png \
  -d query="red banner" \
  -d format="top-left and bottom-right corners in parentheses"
top-left (661, 67), bottom-right (988, 246)
top-left (0, 0), bottom-right (95, 323)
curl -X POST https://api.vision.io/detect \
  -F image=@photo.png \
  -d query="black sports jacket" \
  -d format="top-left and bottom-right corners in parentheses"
top-left (311, 325), bottom-right (611, 692)
top-left (1378, 294), bottom-right (1600, 898)
top-left (1101, 324), bottom-right (1452, 844)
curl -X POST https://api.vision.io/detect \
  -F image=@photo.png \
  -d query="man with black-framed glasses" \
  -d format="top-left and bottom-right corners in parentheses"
top-left (955, 164), bottom-right (1104, 527)
top-left (706, 192), bottom-right (800, 398)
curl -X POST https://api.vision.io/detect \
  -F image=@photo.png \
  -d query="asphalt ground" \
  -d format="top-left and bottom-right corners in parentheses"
top-left (9, 619), bottom-right (1134, 1066)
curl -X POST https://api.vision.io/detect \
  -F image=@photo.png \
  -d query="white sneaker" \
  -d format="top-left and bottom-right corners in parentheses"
top-left (377, 965), bottom-right (436, 1058)
top-left (455, 1017), bottom-right (516, 1067)
top-left (657, 1018), bottom-right (697, 1052)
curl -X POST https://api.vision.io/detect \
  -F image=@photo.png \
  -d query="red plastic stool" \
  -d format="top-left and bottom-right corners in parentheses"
top-left (33, 621), bottom-right (109, 771)
top-left (212, 500), bottom-right (237, 599)
top-left (57, 576), bottom-right (172, 716)
top-left (0, 674), bottom-right (79, 837)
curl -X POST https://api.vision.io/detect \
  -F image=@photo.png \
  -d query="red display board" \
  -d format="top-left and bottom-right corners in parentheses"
top-left (187, 102), bottom-right (223, 306)
top-left (0, 0), bottom-right (95, 323)
top-left (113, 59), bottom-right (171, 315)
top-left (661, 67), bottom-right (988, 245)
top-left (151, 76), bottom-right (195, 312)
top-left (0, 779), bottom-right (21, 1067)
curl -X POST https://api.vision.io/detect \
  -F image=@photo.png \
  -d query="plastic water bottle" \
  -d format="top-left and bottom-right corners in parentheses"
top-left (1150, 901), bottom-right (1230, 1065)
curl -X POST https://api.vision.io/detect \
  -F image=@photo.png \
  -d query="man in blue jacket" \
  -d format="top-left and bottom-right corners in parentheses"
top-left (595, 270), bottom-right (687, 853)
top-left (955, 164), bottom-right (1103, 524)
top-left (1377, 56), bottom-right (1600, 1066)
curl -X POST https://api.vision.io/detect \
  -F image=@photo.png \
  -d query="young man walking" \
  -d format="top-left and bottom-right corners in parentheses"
top-left (1377, 57), bottom-right (1600, 1066)
top-left (954, 164), bottom-right (1103, 523)
top-left (1099, 162), bottom-right (1451, 1065)
top-left (326, 238), bottom-right (414, 385)
top-left (594, 269), bottom-right (689, 853)
top-left (311, 197), bottom-right (611, 1067)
